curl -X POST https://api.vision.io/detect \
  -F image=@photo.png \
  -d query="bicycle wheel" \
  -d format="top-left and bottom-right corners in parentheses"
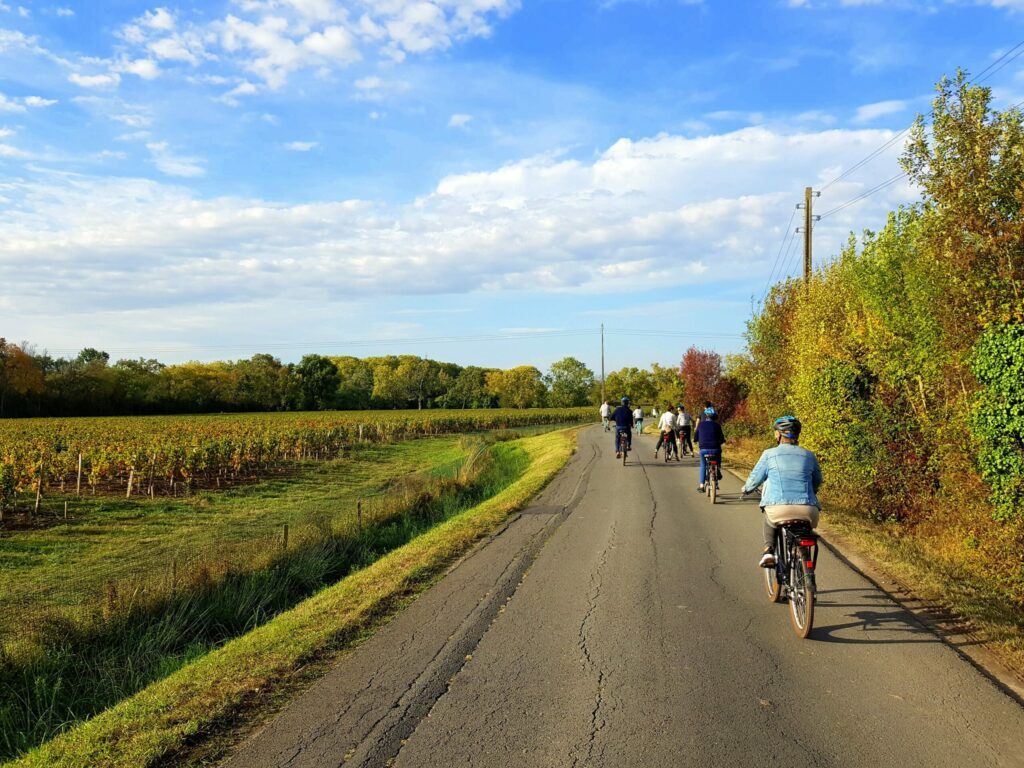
top-left (764, 562), bottom-right (782, 603)
top-left (710, 472), bottom-right (718, 504)
top-left (622, 441), bottom-right (628, 466)
top-left (788, 555), bottom-right (815, 638)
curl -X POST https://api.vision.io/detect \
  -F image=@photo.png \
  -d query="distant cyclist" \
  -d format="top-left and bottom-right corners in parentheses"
top-left (600, 400), bottom-right (611, 432)
top-left (633, 405), bottom-right (644, 434)
top-left (612, 396), bottom-right (634, 458)
top-left (741, 416), bottom-right (823, 568)
top-left (676, 404), bottom-right (694, 456)
top-left (655, 402), bottom-right (677, 459)
top-left (695, 407), bottom-right (725, 492)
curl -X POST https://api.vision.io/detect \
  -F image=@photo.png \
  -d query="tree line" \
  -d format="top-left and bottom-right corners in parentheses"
top-left (0, 337), bottom-right (748, 420)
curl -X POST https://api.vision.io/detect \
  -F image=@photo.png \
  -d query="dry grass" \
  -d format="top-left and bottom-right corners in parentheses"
top-left (728, 435), bottom-right (1024, 680)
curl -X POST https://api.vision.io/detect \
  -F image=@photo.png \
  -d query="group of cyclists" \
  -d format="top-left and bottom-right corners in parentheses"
top-left (597, 397), bottom-right (823, 569)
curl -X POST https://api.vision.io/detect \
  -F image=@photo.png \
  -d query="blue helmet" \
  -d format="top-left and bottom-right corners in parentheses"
top-left (621, 396), bottom-right (631, 405)
top-left (704, 406), bottom-right (716, 417)
top-left (773, 415), bottom-right (801, 438)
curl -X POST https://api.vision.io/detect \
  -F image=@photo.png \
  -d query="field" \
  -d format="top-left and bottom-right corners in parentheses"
top-left (0, 410), bottom-right (589, 761)
top-left (0, 408), bottom-right (590, 507)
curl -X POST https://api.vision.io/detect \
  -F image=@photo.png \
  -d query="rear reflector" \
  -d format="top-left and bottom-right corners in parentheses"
top-left (806, 561), bottom-right (814, 569)
top-left (799, 539), bottom-right (817, 547)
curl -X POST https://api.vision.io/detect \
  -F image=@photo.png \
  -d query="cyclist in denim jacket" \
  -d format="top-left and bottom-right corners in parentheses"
top-left (742, 416), bottom-right (823, 568)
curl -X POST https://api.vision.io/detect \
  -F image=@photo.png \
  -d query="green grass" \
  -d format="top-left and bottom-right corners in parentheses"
top-left (0, 437), bottom-right (468, 633)
top-left (4, 428), bottom-right (578, 768)
top-left (0, 435), bottom-right (525, 761)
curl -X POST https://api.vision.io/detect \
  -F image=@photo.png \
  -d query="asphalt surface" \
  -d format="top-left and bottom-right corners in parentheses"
top-left (223, 426), bottom-right (1024, 768)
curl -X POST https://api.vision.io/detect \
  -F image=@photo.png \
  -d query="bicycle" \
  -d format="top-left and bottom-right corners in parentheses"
top-left (657, 431), bottom-right (676, 462)
top-left (704, 455), bottom-right (720, 504)
top-left (616, 427), bottom-right (631, 466)
top-left (764, 521), bottom-right (819, 639)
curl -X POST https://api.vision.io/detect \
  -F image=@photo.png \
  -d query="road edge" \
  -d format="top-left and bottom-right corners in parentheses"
top-left (724, 465), bottom-right (1024, 707)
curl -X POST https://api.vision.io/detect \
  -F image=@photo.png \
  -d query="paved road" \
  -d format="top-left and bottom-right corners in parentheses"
top-left (224, 426), bottom-right (1024, 768)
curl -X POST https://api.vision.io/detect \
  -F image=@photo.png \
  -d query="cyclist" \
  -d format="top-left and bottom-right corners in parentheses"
top-left (600, 400), bottom-right (611, 432)
top-left (633, 404), bottom-right (645, 434)
top-left (676, 404), bottom-right (694, 456)
top-left (612, 396), bottom-right (634, 458)
top-left (741, 416), bottom-right (823, 568)
top-left (695, 407), bottom-right (725, 492)
top-left (655, 403), bottom-right (677, 459)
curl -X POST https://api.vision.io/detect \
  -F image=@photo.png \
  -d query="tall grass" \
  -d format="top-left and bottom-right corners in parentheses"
top-left (0, 439), bottom-right (528, 761)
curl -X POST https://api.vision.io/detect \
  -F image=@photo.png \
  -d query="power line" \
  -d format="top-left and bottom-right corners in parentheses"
top-left (819, 128), bottom-right (911, 193)
top-left (761, 205), bottom-right (799, 300)
top-left (974, 40), bottom-right (1024, 84)
top-left (818, 172), bottom-right (907, 220)
top-left (818, 37), bottom-right (1024, 195)
top-left (780, 222), bottom-right (803, 279)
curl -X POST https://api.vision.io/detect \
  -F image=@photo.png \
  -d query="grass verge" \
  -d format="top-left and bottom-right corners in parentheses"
top-left (728, 434), bottom-right (1024, 682)
top-left (5, 428), bottom-right (578, 768)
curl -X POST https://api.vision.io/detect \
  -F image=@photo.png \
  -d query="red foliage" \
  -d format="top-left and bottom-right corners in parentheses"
top-left (680, 346), bottom-right (742, 420)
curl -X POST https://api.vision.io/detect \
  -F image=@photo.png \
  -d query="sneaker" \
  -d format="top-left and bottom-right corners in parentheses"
top-left (697, 484), bottom-right (704, 492)
top-left (615, 452), bottom-right (621, 459)
top-left (759, 551), bottom-right (777, 568)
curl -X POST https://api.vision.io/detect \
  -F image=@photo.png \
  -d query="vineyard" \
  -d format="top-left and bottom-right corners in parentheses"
top-left (0, 408), bottom-right (590, 509)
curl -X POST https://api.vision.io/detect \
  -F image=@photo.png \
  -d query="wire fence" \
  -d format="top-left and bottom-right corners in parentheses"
top-left (0, 436), bottom-right (499, 652)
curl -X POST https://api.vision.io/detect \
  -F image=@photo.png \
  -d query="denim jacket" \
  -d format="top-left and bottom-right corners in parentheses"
top-left (742, 444), bottom-right (823, 507)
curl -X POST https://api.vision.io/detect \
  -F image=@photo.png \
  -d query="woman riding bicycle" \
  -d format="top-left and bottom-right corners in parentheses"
top-left (741, 416), bottom-right (823, 568)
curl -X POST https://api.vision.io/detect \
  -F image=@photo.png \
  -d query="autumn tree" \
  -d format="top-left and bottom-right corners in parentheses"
top-left (680, 347), bottom-right (742, 419)
top-left (0, 338), bottom-right (44, 417)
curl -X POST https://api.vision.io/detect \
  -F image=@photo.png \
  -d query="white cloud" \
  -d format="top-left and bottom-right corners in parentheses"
top-left (352, 75), bottom-right (410, 101)
top-left (55, 7), bottom-right (74, 17)
top-left (285, 140), bottom-right (319, 151)
top-left (114, 0), bottom-right (519, 89)
top-left (120, 58), bottom-right (161, 79)
top-left (0, 93), bottom-right (25, 112)
top-left (448, 113), bottom-right (472, 128)
top-left (68, 72), bottom-right (121, 88)
top-left (142, 7), bottom-right (176, 32)
top-left (853, 99), bottom-right (906, 123)
top-left (146, 141), bottom-right (205, 177)
top-left (0, 142), bottom-right (27, 157)
top-left (0, 127), bottom-right (12, 138)
top-left (112, 113), bottom-right (152, 128)
top-left (24, 95), bottom-right (58, 107)
top-left (0, 126), bottom-right (915, 322)
top-left (218, 80), bottom-right (260, 105)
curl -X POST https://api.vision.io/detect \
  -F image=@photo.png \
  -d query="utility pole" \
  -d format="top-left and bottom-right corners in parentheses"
top-left (797, 186), bottom-right (821, 283)
top-left (600, 324), bottom-right (606, 403)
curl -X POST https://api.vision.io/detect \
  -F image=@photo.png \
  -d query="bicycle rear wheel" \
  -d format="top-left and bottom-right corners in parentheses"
top-left (788, 556), bottom-right (815, 638)
top-left (764, 563), bottom-right (782, 603)
top-left (710, 470), bottom-right (718, 504)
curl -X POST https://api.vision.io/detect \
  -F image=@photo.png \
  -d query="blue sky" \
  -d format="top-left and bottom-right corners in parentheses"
top-left (1, 0), bottom-right (1023, 375)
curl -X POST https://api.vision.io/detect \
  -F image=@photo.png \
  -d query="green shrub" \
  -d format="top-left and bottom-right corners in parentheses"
top-left (970, 322), bottom-right (1024, 521)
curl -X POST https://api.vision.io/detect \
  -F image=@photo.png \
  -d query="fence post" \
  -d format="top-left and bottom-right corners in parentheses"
top-left (126, 468), bottom-right (135, 499)
top-left (64, 501), bottom-right (68, 520)
top-left (33, 457), bottom-right (44, 519)
top-left (76, 453), bottom-right (82, 496)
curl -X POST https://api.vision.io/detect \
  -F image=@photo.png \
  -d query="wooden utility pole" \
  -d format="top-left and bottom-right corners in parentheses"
top-left (800, 186), bottom-right (820, 282)
top-left (600, 324), bottom-right (606, 403)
